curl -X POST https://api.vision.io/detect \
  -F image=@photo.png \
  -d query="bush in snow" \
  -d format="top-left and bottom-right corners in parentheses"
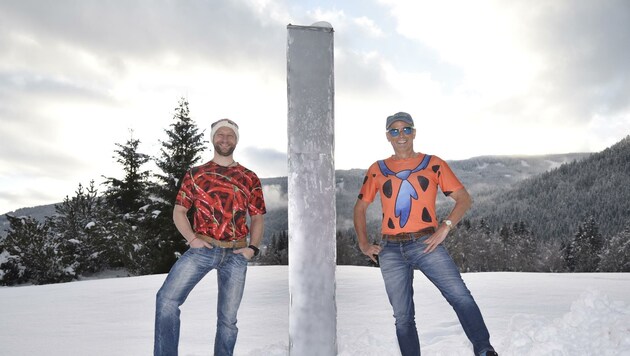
top-left (52, 181), bottom-right (116, 276)
top-left (0, 215), bottom-right (72, 285)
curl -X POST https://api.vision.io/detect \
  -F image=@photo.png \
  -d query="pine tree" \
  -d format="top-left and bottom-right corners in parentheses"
top-left (448, 219), bottom-right (504, 272)
top-left (103, 131), bottom-right (151, 214)
top-left (277, 230), bottom-right (289, 265)
top-left (599, 223), bottom-right (630, 272)
top-left (561, 239), bottom-right (574, 271)
top-left (0, 217), bottom-right (30, 285)
top-left (336, 229), bottom-right (366, 266)
top-left (445, 221), bottom-right (474, 271)
top-left (0, 215), bottom-right (71, 285)
top-left (260, 230), bottom-right (289, 265)
top-left (537, 239), bottom-right (566, 272)
top-left (108, 211), bottom-right (162, 275)
top-left (566, 217), bottom-right (604, 272)
top-left (52, 181), bottom-right (115, 276)
top-left (151, 98), bottom-right (207, 272)
top-left (154, 98), bottom-right (207, 205)
top-left (501, 221), bottom-right (536, 271)
top-left (102, 132), bottom-right (162, 274)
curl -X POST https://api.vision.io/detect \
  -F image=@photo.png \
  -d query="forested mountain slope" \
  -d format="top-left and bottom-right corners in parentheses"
top-left (466, 136), bottom-right (630, 240)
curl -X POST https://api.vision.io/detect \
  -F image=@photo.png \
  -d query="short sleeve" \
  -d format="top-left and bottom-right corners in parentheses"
top-left (247, 173), bottom-right (267, 215)
top-left (175, 170), bottom-right (194, 209)
top-left (358, 162), bottom-right (379, 203)
top-left (436, 158), bottom-right (464, 196)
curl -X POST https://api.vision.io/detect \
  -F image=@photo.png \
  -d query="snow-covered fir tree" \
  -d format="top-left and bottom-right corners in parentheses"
top-left (102, 132), bottom-right (163, 275)
top-left (260, 230), bottom-right (289, 265)
top-left (151, 98), bottom-right (207, 272)
top-left (565, 217), bottom-right (604, 272)
top-left (52, 181), bottom-right (113, 276)
top-left (0, 215), bottom-right (71, 285)
top-left (598, 223), bottom-right (630, 272)
top-left (499, 221), bottom-right (536, 271)
top-left (154, 98), bottom-right (207, 205)
top-left (336, 229), bottom-right (369, 266)
top-left (103, 131), bottom-right (152, 214)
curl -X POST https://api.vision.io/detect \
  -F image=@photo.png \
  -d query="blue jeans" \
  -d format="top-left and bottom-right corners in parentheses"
top-left (154, 246), bottom-right (248, 356)
top-left (378, 235), bottom-right (493, 356)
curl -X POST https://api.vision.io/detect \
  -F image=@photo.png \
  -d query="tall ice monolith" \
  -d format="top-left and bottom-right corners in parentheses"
top-left (286, 22), bottom-right (337, 356)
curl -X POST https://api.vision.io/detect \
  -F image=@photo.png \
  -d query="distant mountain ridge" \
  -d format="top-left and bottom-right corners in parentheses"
top-left (1, 151), bottom-right (594, 241)
top-left (467, 135), bottom-right (630, 241)
top-left (447, 153), bottom-right (588, 196)
top-left (1, 204), bottom-right (57, 237)
top-left (191, 152), bottom-right (590, 243)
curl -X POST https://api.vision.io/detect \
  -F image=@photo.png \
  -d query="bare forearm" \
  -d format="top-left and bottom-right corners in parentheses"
top-left (173, 205), bottom-right (196, 243)
top-left (354, 199), bottom-right (380, 263)
top-left (353, 201), bottom-right (370, 246)
top-left (249, 214), bottom-right (264, 247)
top-left (445, 188), bottom-right (472, 226)
top-left (424, 188), bottom-right (471, 253)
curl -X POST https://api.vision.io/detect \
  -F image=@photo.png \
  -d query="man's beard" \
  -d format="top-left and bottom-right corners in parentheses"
top-left (213, 142), bottom-right (235, 157)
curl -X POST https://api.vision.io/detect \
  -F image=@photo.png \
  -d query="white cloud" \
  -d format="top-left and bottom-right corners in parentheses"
top-left (383, 0), bottom-right (539, 99)
top-left (376, 0), bottom-right (630, 157)
top-left (353, 16), bottom-right (385, 38)
top-left (307, 8), bottom-right (347, 27)
top-left (0, 0), bottom-right (628, 212)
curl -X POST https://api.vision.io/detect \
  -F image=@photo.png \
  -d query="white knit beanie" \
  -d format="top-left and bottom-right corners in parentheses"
top-left (210, 118), bottom-right (239, 142)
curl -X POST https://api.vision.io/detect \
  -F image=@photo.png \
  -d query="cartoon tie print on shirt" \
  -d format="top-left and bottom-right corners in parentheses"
top-left (377, 155), bottom-right (432, 228)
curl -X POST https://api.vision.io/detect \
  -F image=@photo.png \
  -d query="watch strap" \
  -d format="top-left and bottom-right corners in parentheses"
top-left (248, 244), bottom-right (260, 256)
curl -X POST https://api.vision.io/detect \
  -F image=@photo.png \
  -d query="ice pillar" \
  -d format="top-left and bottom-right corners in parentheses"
top-left (286, 23), bottom-right (336, 356)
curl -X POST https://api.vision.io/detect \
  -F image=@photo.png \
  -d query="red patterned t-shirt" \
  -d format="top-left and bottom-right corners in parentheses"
top-left (175, 161), bottom-right (266, 241)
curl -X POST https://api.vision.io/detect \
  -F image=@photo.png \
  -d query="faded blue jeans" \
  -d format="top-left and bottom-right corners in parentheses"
top-left (154, 246), bottom-right (248, 356)
top-left (378, 235), bottom-right (494, 356)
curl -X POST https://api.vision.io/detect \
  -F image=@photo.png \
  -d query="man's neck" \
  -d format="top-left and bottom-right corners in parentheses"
top-left (212, 155), bottom-right (235, 167)
top-left (392, 149), bottom-right (417, 160)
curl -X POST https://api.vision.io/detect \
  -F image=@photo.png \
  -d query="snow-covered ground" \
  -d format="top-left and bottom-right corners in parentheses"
top-left (1, 267), bottom-right (629, 355)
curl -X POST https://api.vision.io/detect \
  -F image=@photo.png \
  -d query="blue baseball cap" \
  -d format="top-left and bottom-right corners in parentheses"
top-left (386, 112), bottom-right (414, 129)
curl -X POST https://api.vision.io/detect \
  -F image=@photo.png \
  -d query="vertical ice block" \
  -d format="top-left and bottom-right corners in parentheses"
top-left (286, 23), bottom-right (337, 356)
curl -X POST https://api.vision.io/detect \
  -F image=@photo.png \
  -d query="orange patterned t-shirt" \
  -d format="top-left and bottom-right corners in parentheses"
top-left (358, 154), bottom-right (463, 235)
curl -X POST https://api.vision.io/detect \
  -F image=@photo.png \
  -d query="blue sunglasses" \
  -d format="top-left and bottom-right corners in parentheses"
top-left (387, 126), bottom-right (414, 137)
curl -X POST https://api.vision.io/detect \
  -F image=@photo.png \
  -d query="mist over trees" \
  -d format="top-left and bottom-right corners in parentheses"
top-left (1, 97), bottom-right (628, 285)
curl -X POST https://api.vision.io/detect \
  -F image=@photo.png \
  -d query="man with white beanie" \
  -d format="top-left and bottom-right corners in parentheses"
top-left (155, 118), bottom-right (266, 356)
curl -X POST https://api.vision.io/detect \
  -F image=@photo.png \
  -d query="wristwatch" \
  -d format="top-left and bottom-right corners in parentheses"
top-left (248, 244), bottom-right (260, 257)
top-left (443, 219), bottom-right (453, 230)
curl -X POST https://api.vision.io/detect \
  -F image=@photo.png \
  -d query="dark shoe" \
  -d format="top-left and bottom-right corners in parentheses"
top-left (483, 351), bottom-right (498, 356)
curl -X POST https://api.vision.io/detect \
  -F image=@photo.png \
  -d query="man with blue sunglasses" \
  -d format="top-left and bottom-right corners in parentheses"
top-left (353, 112), bottom-right (497, 356)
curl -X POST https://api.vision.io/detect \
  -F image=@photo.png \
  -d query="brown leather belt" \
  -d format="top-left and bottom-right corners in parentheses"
top-left (195, 233), bottom-right (248, 248)
top-left (383, 227), bottom-right (436, 242)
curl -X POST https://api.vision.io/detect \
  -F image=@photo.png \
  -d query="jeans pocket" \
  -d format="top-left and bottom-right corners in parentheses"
top-left (413, 234), bottom-right (431, 246)
top-left (236, 252), bottom-right (250, 263)
top-left (189, 246), bottom-right (209, 253)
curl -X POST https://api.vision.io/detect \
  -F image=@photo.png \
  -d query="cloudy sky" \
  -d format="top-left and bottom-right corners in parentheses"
top-left (1, 0), bottom-right (629, 213)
